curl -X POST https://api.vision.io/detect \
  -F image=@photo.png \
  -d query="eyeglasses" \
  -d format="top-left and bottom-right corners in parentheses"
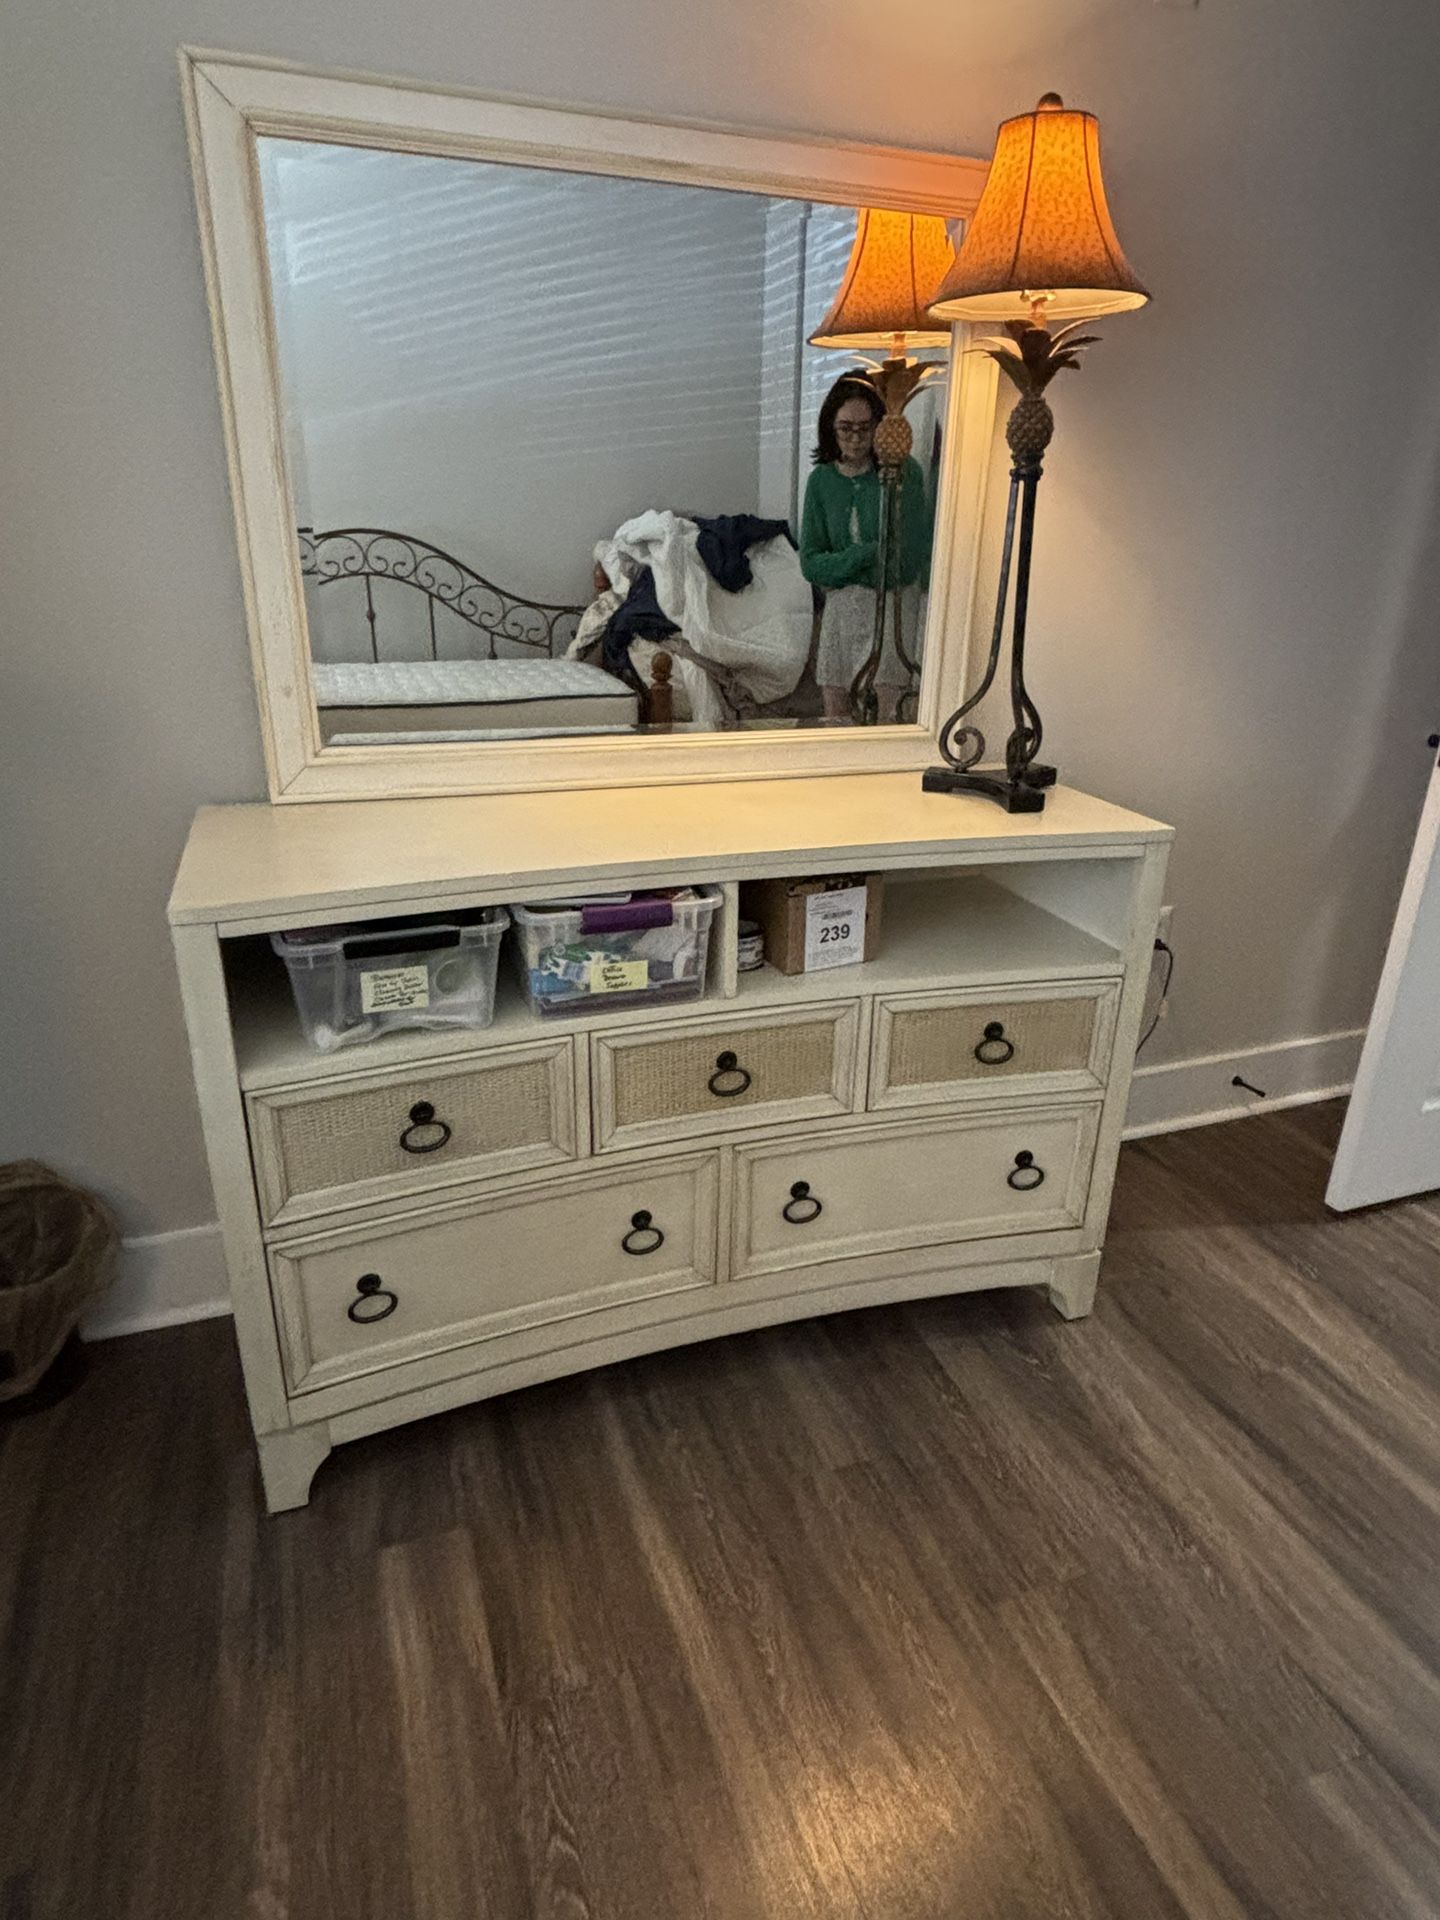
top-left (836, 421), bottom-right (875, 437)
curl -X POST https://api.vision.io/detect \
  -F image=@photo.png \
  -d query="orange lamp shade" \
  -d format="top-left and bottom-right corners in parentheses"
top-left (928, 93), bottom-right (1150, 324)
top-left (809, 207), bottom-right (957, 350)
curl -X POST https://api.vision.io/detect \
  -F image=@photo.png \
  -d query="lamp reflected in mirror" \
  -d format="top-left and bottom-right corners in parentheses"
top-left (806, 209), bottom-right (957, 725)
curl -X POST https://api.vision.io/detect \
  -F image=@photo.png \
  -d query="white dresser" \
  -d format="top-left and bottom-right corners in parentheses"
top-left (169, 773), bottom-right (1170, 1510)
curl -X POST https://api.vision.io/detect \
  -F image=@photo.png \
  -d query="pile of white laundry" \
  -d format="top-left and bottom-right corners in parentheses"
top-left (570, 509), bottom-right (813, 730)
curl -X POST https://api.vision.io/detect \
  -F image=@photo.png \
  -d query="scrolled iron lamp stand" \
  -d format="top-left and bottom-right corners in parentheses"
top-left (847, 467), bottom-right (889, 725)
top-left (848, 356), bottom-right (930, 726)
top-left (922, 412), bottom-right (1057, 814)
top-left (849, 461), bottom-right (921, 726)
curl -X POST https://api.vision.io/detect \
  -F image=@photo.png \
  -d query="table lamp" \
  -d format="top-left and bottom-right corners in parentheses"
top-left (922, 93), bottom-right (1149, 810)
top-left (809, 209), bottom-right (956, 723)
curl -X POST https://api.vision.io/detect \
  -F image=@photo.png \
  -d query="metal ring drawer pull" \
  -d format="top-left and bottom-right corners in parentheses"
top-left (622, 1209), bottom-right (665, 1255)
top-left (347, 1272), bottom-right (399, 1324)
top-left (974, 1022), bottom-right (1016, 1066)
top-left (707, 1051), bottom-right (752, 1098)
top-left (781, 1180), bottom-right (823, 1225)
top-left (1006, 1151), bottom-right (1045, 1192)
top-left (399, 1100), bottom-right (452, 1155)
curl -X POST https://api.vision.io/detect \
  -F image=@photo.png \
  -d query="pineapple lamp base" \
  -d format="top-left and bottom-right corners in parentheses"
top-left (925, 316), bottom-right (1100, 811)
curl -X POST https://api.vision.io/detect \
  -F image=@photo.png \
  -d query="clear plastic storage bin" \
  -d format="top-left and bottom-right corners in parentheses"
top-left (271, 909), bottom-right (509, 1053)
top-left (511, 887), bottom-right (721, 1016)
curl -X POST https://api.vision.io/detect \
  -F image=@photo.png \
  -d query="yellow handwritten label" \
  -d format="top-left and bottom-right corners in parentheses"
top-left (588, 958), bottom-right (649, 994)
top-left (360, 964), bottom-right (431, 1013)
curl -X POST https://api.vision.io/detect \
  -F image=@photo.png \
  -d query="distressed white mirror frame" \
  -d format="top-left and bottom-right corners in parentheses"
top-left (181, 49), bottom-right (999, 803)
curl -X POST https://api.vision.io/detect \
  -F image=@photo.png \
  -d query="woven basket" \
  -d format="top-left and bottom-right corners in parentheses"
top-left (0, 1162), bottom-right (118, 1401)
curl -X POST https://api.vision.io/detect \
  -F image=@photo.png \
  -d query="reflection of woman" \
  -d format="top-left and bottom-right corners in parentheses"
top-left (799, 375), bottom-right (930, 723)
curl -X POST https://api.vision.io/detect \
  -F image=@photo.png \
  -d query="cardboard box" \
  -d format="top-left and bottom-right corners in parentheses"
top-left (740, 873), bottom-right (884, 976)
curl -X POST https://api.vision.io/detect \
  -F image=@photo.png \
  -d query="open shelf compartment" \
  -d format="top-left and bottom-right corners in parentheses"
top-left (225, 857), bottom-right (1132, 1092)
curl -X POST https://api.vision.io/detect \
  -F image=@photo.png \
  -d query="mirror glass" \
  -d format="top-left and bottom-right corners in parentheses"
top-left (257, 137), bottom-right (954, 745)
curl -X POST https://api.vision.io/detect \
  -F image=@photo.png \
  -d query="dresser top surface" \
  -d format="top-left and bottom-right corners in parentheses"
top-left (169, 774), bottom-right (1171, 928)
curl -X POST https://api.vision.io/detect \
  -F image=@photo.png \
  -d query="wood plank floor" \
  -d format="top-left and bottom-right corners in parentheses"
top-left (7, 1101), bottom-right (1440, 1918)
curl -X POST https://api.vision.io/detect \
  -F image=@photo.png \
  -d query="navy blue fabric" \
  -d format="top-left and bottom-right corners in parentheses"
top-left (598, 517), bottom-right (795, 687)
top-left (693, 514), bottom-right (793, 592)
top-left (602, 568), bottom-right (677, 690)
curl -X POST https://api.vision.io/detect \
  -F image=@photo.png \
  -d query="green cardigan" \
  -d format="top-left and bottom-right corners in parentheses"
top-left (798, 457), bottom-right (931, 592)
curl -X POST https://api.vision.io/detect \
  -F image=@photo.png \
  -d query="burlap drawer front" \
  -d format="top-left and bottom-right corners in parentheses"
top-left (872, 985), bottom-right (1117, 1112)
top-left (251, 1039), bottom-right (577, 1226)
top-left (594, 1006), bottom-right (859, 1150)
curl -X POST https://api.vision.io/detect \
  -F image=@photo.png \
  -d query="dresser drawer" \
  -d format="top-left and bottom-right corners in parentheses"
top-left (270, 1154), bottom-right (719, 1393)
top-left (248, 1038), bottom-right (579, 1227)
top-left (869, 982), bottom-right (1119, 1113)
top-left (591, 1004), bottom-right (860, 1152)
top-left (731, 1105), bottom-right (1099, 1281)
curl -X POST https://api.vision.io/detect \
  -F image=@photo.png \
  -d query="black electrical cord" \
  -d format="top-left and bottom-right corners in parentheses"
top-left (1136, 938), bottom-right (1174, 1053)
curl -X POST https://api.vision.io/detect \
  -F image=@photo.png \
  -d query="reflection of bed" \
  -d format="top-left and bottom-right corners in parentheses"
top-left (313, 658), bottom-right (639, 739)
top-left (298, 527), bottom-right (653, 741)
top-left (297, 521), bottom-right (813, 739)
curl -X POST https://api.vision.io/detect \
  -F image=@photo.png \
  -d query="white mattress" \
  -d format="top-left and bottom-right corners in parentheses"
top-left (327, 725), bottom-right (637, 745)
top-left (313, 657), bottom-right (639, 737)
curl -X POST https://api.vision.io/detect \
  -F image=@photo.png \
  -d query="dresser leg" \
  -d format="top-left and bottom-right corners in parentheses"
top-left (256, 1425), bottom-right (332, 1513)
top-left (1045, 1251), bottom-right (1100, 1321)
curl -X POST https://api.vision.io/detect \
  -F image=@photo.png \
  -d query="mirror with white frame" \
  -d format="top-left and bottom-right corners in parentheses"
top-left (183, 54), bottom-right (996, 799)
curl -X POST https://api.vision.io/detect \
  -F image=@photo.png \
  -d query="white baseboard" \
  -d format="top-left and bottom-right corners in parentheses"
top-left (82, 1222), bottom-right (231, 1341)
top-left (1123, 1028), bottom-right (1363, 1140)
top-left (80, 1029), bottom-right (1362, 1340)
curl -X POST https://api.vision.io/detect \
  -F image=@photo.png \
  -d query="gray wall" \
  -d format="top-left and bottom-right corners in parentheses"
top-left (3, 0), bottom-right (1437, 1238)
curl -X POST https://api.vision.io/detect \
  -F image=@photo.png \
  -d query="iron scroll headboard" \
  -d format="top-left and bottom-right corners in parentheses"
top-left (297, 527), bottom-right (584, 661)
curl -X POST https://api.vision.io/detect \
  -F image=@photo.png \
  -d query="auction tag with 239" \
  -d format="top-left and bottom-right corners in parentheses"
top-left (802, 885), bottom-right (866, 972)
